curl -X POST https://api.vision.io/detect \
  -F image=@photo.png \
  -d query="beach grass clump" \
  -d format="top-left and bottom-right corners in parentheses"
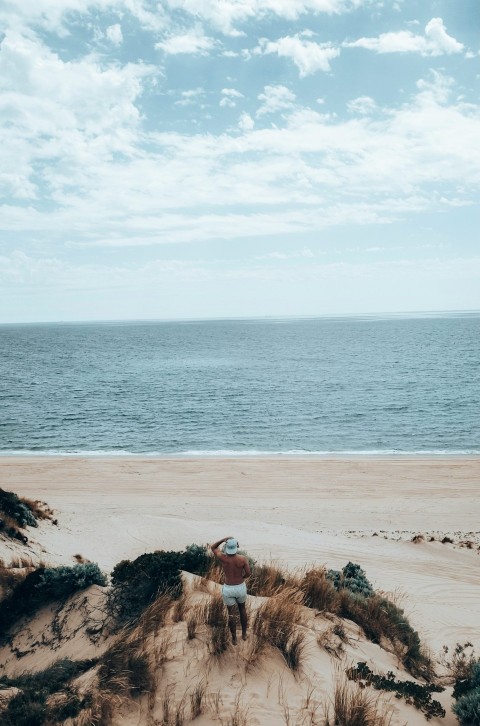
top-left (346, 661), bottom-right (445, 720)
top-left (324, 678), bottom-right (393, 726)
top-left (248, 562), bottom-right (293, 597)
top-left (98, 637), bottom-right (154, 697)
top-left (0, 658), bottom-right (97, 726)
top-left (0, 563), bottom-right (107, 635)
top-left (301, 567), bottom-right (340, 612)
top-left (201, 591), bottom-right (230, 655)
top-left (251, 588), bottom-right (306, 670)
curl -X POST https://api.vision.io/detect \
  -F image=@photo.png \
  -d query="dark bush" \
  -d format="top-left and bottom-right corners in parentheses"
top-left (452, 659), bottom-right (480, 724)
top-left (0, 488), bottom-right (37, 529)
top-left (346, 662), bottom-right (445, 720)
top-left (0, 563), bottom-right (107, 634)
top-left (0, 658), bottom-right (96, 726)
top-left (109, 550), bottom-right (183, 625)
top-left (181, 543), bottom-right (211, 575)
top-left (453, 687), bottom-right (480, 725)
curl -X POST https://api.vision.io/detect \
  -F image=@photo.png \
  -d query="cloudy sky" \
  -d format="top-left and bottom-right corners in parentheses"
top-left (1, 0), bottom-right (479, 323)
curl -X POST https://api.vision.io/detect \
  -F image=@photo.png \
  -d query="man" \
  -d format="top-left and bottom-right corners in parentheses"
top-left (210, 535), bottom-right (251, 644)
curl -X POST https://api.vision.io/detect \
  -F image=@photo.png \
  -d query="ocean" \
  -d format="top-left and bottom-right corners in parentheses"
top-left (0, 314), bottom-right (479, 456)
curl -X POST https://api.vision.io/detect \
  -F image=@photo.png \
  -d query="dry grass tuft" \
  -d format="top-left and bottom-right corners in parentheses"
top-left (219, 690), bottom-right (250, 726)
top-left (171, 590), bottom-right (188, 622)
top-left (248, 563), bottom-right (296, 597)
top-left (249, 588), bottom-right (306, 670)
top-left (98, 634), bottom-right (154, 697)
top-left (189, 679), bottom-right (207, 719)
top-left (135, 590), bottom-right (175, 637)
top-left (324, 678), bottom-right (393, 726)
top-left (301, 568), bottom-right (339, 612)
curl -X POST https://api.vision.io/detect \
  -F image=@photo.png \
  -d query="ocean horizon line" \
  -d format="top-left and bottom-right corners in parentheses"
top-left (1, 308), bottom-right (480, 327)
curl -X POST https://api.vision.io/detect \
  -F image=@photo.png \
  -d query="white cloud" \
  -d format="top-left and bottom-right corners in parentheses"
top-left (220, 87), bottom-right (244, 108)
top-left (0, 31), bottom-right (155, 200)
top-left (347, 96), bottom-right (377, 114)
top-left (255, 35), bottom-right (340, 76)
top-left (174, 87), bottom-right (205, 106)
top-left (256, 84), bottom-right (296, 116)
top-left (105, 23), bottom-right (123, 45)
top-left (345, 17), bottom-right (464, 56)
top-left (164, 0), bottom-right (377, 35)
top-left (238, 112), bottom-right (255, 131)
top-left (156, 26), bottom-right (216, 55)
top-left (0, 0), bottom-right (167, 34)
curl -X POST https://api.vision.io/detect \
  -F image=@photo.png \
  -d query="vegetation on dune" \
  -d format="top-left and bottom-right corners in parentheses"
top-left (346, 661), bottom-right (445, 720)
top-left (0, 563), bottom-right (107, 636)
top-left (300, 562), bottom-right (430, 677)
top-left (0, 658), bottom-right (97, 726)
top-left (446, 643), bottom-right (480, 725)
top-left (0, 488), bottom-right (55, 543)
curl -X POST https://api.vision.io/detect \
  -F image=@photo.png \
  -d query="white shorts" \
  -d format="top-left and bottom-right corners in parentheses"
top-left (222, 582), bottom-right (247, 607)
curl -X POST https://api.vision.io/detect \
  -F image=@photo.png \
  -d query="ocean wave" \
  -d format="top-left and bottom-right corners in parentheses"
top-left (0, 448), bottom-right (479, 457)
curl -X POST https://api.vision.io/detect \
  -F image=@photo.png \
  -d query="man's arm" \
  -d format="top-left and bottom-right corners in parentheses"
top-left (210, 535), bottom-right (232, 555)
top-left (242, 556), bottom-right (251, 579)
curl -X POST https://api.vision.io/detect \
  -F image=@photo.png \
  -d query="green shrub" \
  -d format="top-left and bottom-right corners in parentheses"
top-left (181, 543), bottom-right (211, 575)
top-left (0, 488), bottom-right (37, 529)
top-left (327, 562), bottom-right (374, 598)
top-left (453, 687), bottom-right (480, 725)
top-left (0, 563), bottom-right (106, 634)
top-left (109, 551), bottom-right (183, 625)
top-left (453, 659), bottom-right (480, 699)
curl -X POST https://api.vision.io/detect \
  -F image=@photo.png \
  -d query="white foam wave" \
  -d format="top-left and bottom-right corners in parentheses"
top-left (0, 448), bottom-right (479, 457)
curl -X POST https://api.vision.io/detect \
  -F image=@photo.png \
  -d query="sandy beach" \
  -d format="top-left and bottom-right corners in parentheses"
top-left (1, 455), bottom-right (479, 654)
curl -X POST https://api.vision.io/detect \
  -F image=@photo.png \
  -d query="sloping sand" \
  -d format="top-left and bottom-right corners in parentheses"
top-left (1, 455), bottom-right (479, 656)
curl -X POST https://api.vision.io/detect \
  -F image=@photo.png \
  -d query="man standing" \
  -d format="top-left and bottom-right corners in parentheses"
top-left (210, 535), bottom-right (251, 644)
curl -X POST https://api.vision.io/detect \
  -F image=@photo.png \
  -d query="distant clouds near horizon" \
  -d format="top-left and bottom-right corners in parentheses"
top-left (0, 0), bottom-right (479, 322)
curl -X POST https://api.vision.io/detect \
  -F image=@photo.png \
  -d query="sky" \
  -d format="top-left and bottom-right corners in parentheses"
top-left (0, 0), bottom-right (479, 323)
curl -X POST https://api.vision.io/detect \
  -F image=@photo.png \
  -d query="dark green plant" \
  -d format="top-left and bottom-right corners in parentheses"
top-left (451, 657), bottom-right (480, 724)
top-left (181, 543), bottom-right (211, 575)
top-left (109, 550), bottom-right (183, 625)
top-left (0, 658), bottom-right (96, 726)
top-left (452, 687), bottom-right (480, 725)
top-left (327, 562), bottom-right (374, 598)
top-left (0, 563), bottom-right (106, 634)
top-left (0, 488), bottom-right (37, 529)
top-left (346, 662), bottom-right (445, 720)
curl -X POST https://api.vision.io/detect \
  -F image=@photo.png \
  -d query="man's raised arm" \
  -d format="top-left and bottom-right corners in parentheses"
top-left (210, 535), bottom-right (232, 554)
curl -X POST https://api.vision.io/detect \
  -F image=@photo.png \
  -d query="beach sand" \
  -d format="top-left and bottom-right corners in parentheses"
top-left (1, 455), bottom-right (479, 654)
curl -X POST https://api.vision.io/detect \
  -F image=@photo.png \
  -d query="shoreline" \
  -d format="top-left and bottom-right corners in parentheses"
top-left (1, 452), bottom-right (480, 460)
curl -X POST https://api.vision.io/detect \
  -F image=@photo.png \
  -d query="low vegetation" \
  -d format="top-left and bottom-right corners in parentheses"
top-left (107, 544), bottom-right (210, 626)
top-left (346, 661), bottom-right (445, 720)
top-left (0, 488), bottom-right (54, 543)
top-left (0, 658), bottom-right (97, 726)
top-left (447, 643), bottom-right (480, 725)
top-left (324, 677), bottom-right (394, 726)
top-left (249, 588), bottom-right (306, 670)
top-left (0, 563), bottom-right (107, 635)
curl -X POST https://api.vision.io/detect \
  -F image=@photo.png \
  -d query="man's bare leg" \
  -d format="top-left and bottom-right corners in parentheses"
top-left (238, 602), bottom-right (248, 640)
top-left (227, 606), bottom-right (237, 644)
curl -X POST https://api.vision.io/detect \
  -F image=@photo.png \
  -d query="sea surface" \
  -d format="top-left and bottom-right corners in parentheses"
top-left (0, 314), bottom-right (479, 456)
